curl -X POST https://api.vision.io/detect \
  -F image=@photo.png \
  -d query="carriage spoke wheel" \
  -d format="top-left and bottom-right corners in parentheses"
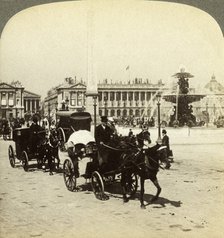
top-left (21, 151), bottom-right (29, 172)
top-left (63, 159), bottom-right (77, 191)
top-left (124, 173), bottom-right (138, 198)
top-left (91, 171), bottom-right (106, 200)
top-left (8, 145), bottom-right (15, 168)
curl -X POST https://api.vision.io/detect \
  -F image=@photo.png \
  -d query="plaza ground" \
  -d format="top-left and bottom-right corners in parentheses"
top-left (0, 127), bottom-right (224, 238)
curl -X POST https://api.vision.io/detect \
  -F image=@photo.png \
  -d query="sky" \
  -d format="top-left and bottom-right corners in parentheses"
top-left (0, 0), bottom-right (224, 98)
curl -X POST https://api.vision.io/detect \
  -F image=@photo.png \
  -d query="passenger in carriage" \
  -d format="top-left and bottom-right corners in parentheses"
top-left (95, 116), bottom-right (114, 166)
top-left (29, 116), bottom-right (43, 154)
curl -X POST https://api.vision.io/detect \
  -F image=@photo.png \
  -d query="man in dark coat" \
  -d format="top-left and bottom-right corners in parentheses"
top-left (95, 116), bottom-right (114, 165)
top-left (162, 129), bottom-right (172, 167)
top-left (136, 124), bottom-right (151, 148)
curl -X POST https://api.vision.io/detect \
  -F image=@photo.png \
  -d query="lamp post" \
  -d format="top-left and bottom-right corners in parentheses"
top-left (55, 101), bottom-right (58, 112)
top-left (156, 94), bottom-right (162, 144)
top-left (65, 97), bottom-right (69, 111)
top-left (206, 101), bottom-right (208, 127)
top-left (86, 92), bottom-right (98, 132)
top-left (48, 102), bottom-right (51, 119)
top-left (104, 95), bottom-right (108, 116)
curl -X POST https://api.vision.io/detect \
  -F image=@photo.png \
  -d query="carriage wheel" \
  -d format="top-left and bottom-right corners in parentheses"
top-left (63, 159), bottom-right (77, 191)
top-left (58, 127), bottom-right (66, 152)
top-left (91, 171), bottom-right (105, 200)
top-left (124, 173), bottom-right (138, 198)
top-left (8, 145), bottom-right (15, 168)
top-left (21, 151), bottom-right (29, 172)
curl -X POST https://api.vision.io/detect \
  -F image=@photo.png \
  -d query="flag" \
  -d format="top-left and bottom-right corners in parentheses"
top-left (126, 65), bottom-right (129, 70)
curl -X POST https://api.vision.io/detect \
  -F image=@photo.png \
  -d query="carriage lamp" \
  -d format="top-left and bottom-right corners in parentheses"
top-left (156, 93), bottom-right (162, 144)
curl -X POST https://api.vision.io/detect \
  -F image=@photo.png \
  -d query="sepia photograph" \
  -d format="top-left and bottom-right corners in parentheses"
top-left (0, 0), bottom-right (224, 237)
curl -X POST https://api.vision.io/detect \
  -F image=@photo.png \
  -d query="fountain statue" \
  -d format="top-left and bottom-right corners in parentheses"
top-left (163, 68), bottom-right (206, 127)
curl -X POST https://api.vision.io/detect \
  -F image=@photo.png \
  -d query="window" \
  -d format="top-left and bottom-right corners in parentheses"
top-left (122, 92), bottom-right (127, 101)
top-left (128, 92), bottom-right (133, 101)
top-left (1, 93), bottom-right (6, 106)
top-left (110, 92), bottom-right (114, 101)
top-left (116, 92), bottom-right (121, 101)
top-left (8, 93), bottom-right (14, 106)
top-left (70, 92), bottom-right (76, 106)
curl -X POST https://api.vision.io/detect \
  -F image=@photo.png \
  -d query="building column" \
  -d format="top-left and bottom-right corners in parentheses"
top-left (30, 100), bottom-right (32, 112)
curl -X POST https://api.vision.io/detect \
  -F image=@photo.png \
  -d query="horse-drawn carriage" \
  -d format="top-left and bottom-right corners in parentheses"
top-left (60, 112), bottom-right (138, 200)
top-left (8, 126), bottom-right (60, 173)
top-left (58, 111), bottom-right (168, 207)
top-left (56, 111), bottom-right (92, 151)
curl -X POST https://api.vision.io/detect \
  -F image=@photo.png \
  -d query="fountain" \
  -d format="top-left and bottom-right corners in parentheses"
top-left (163, 68), bottom-right (206, 127)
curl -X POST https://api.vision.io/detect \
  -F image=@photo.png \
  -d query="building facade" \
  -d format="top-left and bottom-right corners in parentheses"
top-left (193, 75), bottom-right (224, 123)
top-left (44, 78), bottom-right (172, 122)
top-left (0, 81), bottom-right (41, 119)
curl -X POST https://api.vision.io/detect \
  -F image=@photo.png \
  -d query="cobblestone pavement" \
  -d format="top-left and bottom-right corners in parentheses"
top-left (0, 128), bottom-right (224, 238)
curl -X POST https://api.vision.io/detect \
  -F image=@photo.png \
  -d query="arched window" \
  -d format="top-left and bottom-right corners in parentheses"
top-left (117, 109), bottom-right (121, 117)
top-left (111, 109), bottom-right (115, 117)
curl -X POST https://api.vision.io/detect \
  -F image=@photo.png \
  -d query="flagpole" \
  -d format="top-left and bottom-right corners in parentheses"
top-left (126, 65), bottom-right (130, 82)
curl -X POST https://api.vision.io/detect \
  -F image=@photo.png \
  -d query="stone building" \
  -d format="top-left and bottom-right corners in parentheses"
top-left (0, 81), bottom-right (41, 119)
top-left (44, 77), bottom-right (171, 121)
top-left (193, 74), bottom-right (224, 123)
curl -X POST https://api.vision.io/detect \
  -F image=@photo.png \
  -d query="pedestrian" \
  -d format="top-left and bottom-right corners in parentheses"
top-left (162, 129), bottom-right (173, 167)
top-left (128, 129), bottom-right (133, 137)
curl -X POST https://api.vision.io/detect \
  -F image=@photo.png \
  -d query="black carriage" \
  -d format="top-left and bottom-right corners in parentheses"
top-left (56, 111), bottom-right (92, 151)
top-left (90, 142), bottom-right (138, 201)
top-left (8, 127), bottom-right (47, 171)
top-left (63, 129), bottom-right (138, 201)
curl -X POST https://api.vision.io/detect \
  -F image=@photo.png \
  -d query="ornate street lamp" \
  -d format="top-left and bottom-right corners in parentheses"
top-left (156, 93), bottom-right (162, 144)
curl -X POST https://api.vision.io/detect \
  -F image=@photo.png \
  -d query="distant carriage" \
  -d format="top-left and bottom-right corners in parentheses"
top-left (8, 127), bottom-right (46, 171)
top-left (8, 127), bottom-right (59, 172)
top-left (56, 111), bottom-right (92, 151)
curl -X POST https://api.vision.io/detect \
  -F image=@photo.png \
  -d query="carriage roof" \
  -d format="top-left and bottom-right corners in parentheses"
top-left (56, 111), bottom-right (92, 132)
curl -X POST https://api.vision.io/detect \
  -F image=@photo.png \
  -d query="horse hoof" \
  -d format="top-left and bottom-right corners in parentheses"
top-left (123, 197), bottom-right (129, 203)
top-left (140, 204), bottom-right (146, 209)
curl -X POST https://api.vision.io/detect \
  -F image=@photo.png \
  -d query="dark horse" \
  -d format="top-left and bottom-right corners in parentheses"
top-left (122, 143), bottom-right (167, 209)
top-left (39, 129), bottom-right (60, 175)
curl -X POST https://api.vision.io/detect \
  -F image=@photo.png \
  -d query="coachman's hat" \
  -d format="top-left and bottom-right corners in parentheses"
top-left (101, 116), bottom-right (108, 122)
